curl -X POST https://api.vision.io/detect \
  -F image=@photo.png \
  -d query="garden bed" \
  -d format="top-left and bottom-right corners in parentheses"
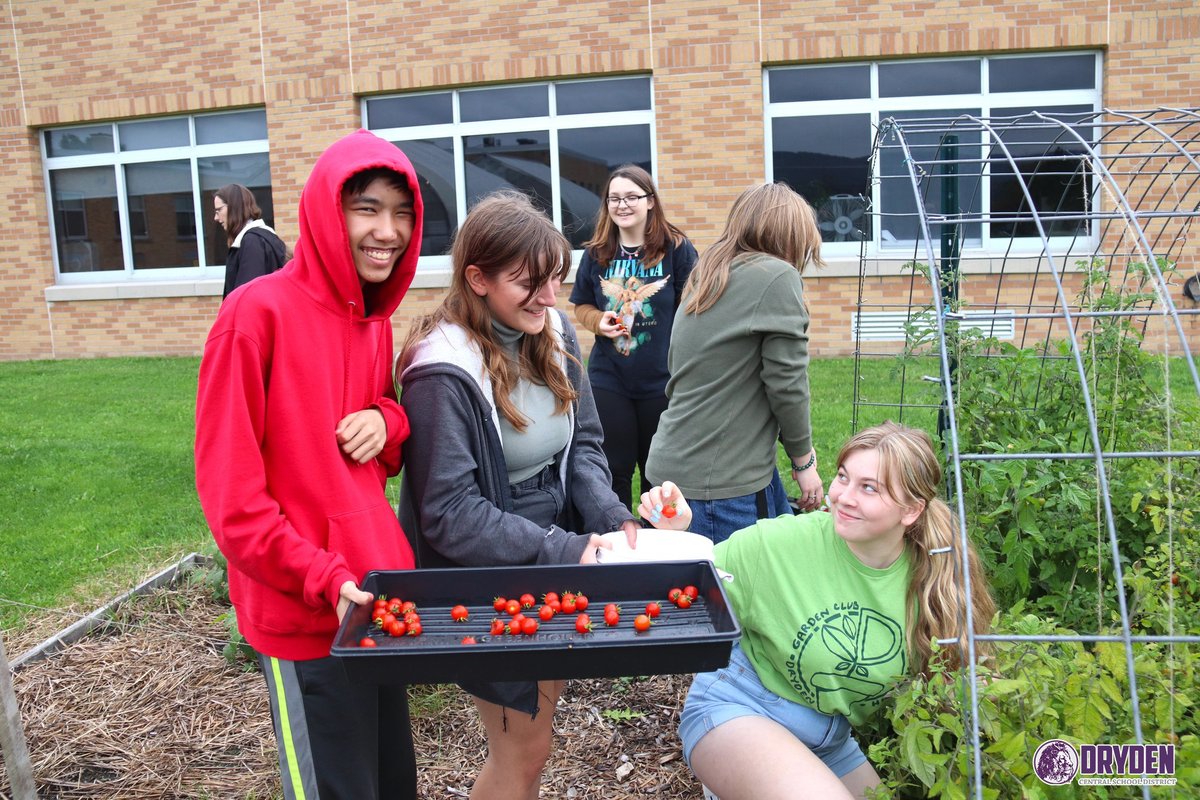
top-left (1, 575), bottom-right (703, 799)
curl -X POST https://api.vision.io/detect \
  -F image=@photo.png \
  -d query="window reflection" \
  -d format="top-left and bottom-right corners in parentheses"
top-left (556, 78), bottom-right (652, 115)
top-left (124, 160), bottom-right (198, 269)
top-left (772, 115), bottom-right (872, 242)
top-left (464, 131), bottom-right (552, 214)
top-left (989, 106), bottom-right (1094, 239)
top-left (461, 85), bottom-right (548, 123)
top-left (878, 109), bottom-right (982, 247)
top-left (558, 125), bottom-right (651, 248)
top-left (394, 138), bottom-right (457, 257)
top-left (51, 167), bottom-right (123, 273)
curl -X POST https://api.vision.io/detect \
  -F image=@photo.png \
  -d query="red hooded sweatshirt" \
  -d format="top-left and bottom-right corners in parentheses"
top-left (195, 130), bottom-right (423, 660)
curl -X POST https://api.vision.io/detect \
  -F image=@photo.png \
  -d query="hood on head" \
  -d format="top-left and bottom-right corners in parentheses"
top-left (292, 129), bottom-right (424, 318)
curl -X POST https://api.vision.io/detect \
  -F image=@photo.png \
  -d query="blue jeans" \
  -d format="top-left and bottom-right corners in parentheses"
top-left (687, 469), bottom-right (791, 544)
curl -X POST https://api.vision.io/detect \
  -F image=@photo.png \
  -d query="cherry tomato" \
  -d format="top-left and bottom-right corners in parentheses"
top-left (388, 599), bottom-right (404, 615)
top-left (379, 612), bottom-right (397, 629)
top-left (604, 602), bottom-right (621, 615)
top-left (645, 602), bottom-right (661, 618)
top-left (387, 619), bottom-right (406, 637)
top-left (549, 599), bottom-right (562, 613)
top-left (400, 601), bottom-right (417, 614)
top-left (359, 637), bottom-right (378, 647)
top-left (561, 596), bottom-right (578, 614)
top-left (633, 614), bottom-right (652, 632)
top-left (538, 604), bottom-right (556, 621)
top-left (575, 614), bottom-right (593, 633)
top-left (675, 594), bottom-right (694, 609)
top-left (662, 504), bottom-right (678, 519)
top-left (604, 607), bottom-right (620, 627)
top-left (461, 636), bottom-right (477, 645)
top-left (505, 599), bottom-right (522, 616)
top-left (519, 593), bottom-right (536, 609)
top-left (543, 592), bottom-right (560, 605)
top-left (451, 604), bottom-right (469, 622)
top-left (683, 585), bottom-right (699, 601)
top-left (494, 596), bottom-right (508, 612)
top-left (561, 591), bottom-right (577, 606)
top-left (521, 617), bottom-right (540, 635)
top-left (667, 588), bottom-right (683, 602)
top-left (574, 592), bottom-right (589, 611)
top-left (406, 621), bottom-right (423, 636)
top-left (490, 618), bottom-right (506, 636)
top-left (404, 612), bottom-right (421, 626)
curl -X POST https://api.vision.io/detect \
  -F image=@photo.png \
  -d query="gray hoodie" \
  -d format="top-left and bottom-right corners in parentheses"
top-left (397, 310), bottom-right (633, 567)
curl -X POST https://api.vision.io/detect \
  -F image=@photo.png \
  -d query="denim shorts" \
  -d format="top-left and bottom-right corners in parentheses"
top-left (687, 469), bottom-right (792, 544)
top-left (679, 644), bottom-right (867, 778)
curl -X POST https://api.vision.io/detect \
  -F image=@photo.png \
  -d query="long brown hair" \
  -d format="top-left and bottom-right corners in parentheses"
top-left (215, 184), bottom-right (262, 244)
top-left (835, 422), bottom-right (995, 675)
top-left (681, 182), bottom-right (824, 315)
top-left (583, 165), bottom-right (686, 269)
top-left (398, 191), bottom-right (577, 430)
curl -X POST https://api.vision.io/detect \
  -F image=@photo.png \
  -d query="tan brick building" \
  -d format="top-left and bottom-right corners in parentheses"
top-left (2, 0), bottom-right (1198, 362)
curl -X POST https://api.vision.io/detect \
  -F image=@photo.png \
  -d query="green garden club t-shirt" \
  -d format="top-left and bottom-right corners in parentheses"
top-left (714, 512), bottom-right (910, 726)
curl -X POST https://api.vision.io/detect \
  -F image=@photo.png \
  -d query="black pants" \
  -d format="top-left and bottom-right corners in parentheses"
top-left (260, 652), bottom-right (416, 800)
top-left (592, 387), bottom-right (670, 510)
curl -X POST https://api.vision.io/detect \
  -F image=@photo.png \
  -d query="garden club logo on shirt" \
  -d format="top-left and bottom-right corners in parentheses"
top-left (1033, 739), bottom-right (1177, 787)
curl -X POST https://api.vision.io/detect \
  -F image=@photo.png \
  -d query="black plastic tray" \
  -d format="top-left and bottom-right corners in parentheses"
top-left (331, 561), bottom-right (740, 684)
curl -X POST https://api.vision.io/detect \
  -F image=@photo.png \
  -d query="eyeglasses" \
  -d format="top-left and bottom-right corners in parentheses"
top-left (606, 194), bottom-right (650, 208)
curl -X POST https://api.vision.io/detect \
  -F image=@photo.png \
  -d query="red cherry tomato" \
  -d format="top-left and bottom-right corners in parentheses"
top-left (667, 588), bottom-right (683, 602)
top-left (675, 594), bottom-right (694, 609)
top-left (538, 604), bottom-right (556, 621)
top-left (645, 602), bottom-right (661, 618)
top-left (406, 621), bottom-right (423, 636)
top-left (561, 596), bottom-right (578, 614)
top-left (461, 636), bottom-right (477, 645)
top-left (543, 592), bottom-right (560, 605)
top-left (451, 605), bottom-right (469, 622)
top-left (633, 614), bottom-right (652, 632)
top-left (575, 614), bottom-right (593, 633)
top-left (359, 637), bottom-right (378, 647)
top-left (519, 593), bottom-right (536, 609)
top-left (400, 601), bottom-right (417, 614)
top-left (604, 607), bottom-right (620, 627)
top-left (494, 596), bottom-right (508, 612)
top-left (404, 612), bottom-right (421, 626)
top-left (683, 585), bottom-right (699, 601)
top-left (505, 599), bottom-right (522, 616)
top-left (490, 618), bottom-right (506, 636)
top-left (574, 592), bottom-right (589, 611)
top-left (521, 617), bottom-right (540, 635)
top-left (387, 619), bottom-right (406, 637)
top-left (662, 504), bottom-right (678, 519)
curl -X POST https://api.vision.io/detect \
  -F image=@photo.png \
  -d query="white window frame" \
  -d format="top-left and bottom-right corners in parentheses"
top-left (365, 76), bottom-right (656, 275)
top-left (764, 52), bottom-right (1103, 260)
top-left (42, 110), bottom-right (270, 285)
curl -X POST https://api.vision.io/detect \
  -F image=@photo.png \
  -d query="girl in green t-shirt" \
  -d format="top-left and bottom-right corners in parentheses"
top-left (640, 422), bottom-right (995, 799)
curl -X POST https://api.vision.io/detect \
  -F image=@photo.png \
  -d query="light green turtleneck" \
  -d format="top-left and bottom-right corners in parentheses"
top-left (492, 319), bottom-right (573, 484)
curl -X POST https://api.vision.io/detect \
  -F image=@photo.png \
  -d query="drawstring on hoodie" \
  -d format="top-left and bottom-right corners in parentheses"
top-left (343, 301), bottom-right (356, 416)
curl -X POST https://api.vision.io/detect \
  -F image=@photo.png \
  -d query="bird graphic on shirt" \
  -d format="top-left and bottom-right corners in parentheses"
top-left (600, 275), bottom-right (670, 355)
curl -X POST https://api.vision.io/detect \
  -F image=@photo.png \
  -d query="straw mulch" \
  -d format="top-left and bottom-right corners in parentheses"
top-left (1, 577), bottom-right (707, 799)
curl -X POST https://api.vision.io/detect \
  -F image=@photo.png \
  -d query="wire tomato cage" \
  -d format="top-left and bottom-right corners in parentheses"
top-left (846, 108), bottom-right (1200, 798)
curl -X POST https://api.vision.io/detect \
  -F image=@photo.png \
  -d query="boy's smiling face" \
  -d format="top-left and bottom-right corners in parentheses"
top-left (341, 176), bottom-right (415, 285)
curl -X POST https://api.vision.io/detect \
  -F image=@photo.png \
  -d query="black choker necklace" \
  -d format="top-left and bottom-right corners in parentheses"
top-left (618, 243), bottom-right (643, 259)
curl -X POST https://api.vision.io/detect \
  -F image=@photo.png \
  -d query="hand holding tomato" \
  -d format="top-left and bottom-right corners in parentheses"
top-left (638, 481), bottom-right (692, 531)
top-left (336, 580), bottom-right (375, 623)
top-left (597, 310), bottom-right (624, 340)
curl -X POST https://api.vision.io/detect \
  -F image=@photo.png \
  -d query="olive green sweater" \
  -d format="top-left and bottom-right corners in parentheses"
top-left (645, 251), bottom-right (812, 500)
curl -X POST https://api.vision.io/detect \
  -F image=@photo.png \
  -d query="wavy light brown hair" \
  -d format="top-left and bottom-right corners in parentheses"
top-left (215, 184), bottom-right (262, 244)
top-left (583, 165), bottom-right (686, 269)
top-left (399, 191), bottom-right (577, 430)
top-left (681, 182), bottom-right (824, 315)
top-left (836, 422), bottom-right (995, 675)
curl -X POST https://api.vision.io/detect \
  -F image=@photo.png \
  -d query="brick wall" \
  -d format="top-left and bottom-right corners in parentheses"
top-left (1, 0), bottom-right (1197, 361)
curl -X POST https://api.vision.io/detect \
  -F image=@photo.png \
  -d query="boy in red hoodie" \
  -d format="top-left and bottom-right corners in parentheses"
top-left (195, 130), bottom-right (423, 800)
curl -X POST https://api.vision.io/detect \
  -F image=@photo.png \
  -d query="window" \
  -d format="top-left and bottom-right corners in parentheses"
top-left (766, 53), bottom-right (1101, 254)
top-left (43, 109), bottom-right (273, 281)
top-left (366, 76), bottom-right (654, 264)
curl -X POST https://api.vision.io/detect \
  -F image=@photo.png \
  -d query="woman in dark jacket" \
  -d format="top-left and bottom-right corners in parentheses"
top-left (214, 183), bottom-right (287, 299)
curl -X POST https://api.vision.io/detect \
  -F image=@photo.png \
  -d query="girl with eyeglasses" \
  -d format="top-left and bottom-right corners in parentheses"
top-left (645, 182), bottom-right (826, 543)
top-left (569, 165), bottom-right (698, 510)
top-left (213, 183), bottom-right (288, 299)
